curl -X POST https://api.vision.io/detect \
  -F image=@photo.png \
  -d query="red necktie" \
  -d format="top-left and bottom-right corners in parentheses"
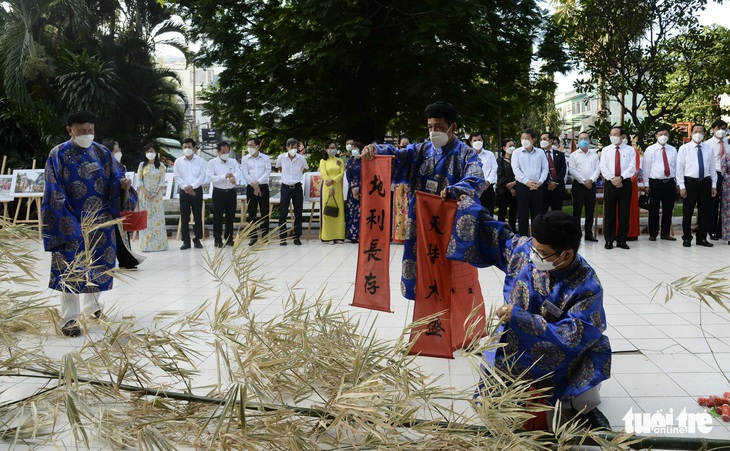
top-left (661, 146), bottom-right (670, 177)
top-left (720, 141), bottom-right (725, 158)
top-left (614, 146), bottom-right (621, 177)
top-left (545, 150), bottom-right (558, 180)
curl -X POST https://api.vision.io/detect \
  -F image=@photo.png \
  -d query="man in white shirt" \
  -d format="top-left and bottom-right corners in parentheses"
top-left (643, 125), bottom-right (678, 241)
top-left (677, 123), bottom-right (717, 247)
top-left (599, 127), bottom-right (636, 250)
top-left (707, 119), bottom-right (728, 240)
top-left (511, 128), bottom-right (548, 236)
top-left (470, 132), bottom-right (498, 214)
top-left (207, 141), bottom-right (242, 248)
top-left (174, 138), bottom-right (206, 250)
top-left (241, 137), bottom-right (272, 245)
top-left (276, 138), bottom-right (309, 245)
top-left (569, 131), bottom-right (600, 242)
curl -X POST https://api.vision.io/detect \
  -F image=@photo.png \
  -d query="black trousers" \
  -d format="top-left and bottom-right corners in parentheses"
top-left (212, 187), bottom-right (237, 244)
top-left (543, 183), bottom-right (566, 212)
top-left (648, 178), bottom-right (676, 238)
top-left (115, 227), bottom-right (137, 268)
top-left (279, 183), bottom-right (303, 239)
top-left (515, 182), bottom-right (545, 236)
top-left (710, 172), bottom-right (723, 236)
top-left (571, 183), bottom-right (596, 238)
top-left (480, 186), bottom-right (496, 215)
top-left (496, 191), bottom-right (517, 231)
top-left (603, 181), bottom-right (632, 244)
top-left (682, 176), bottom-right (712, 242)
top-left (246, 184), bottom-right (270, 237)
top-left (179, 187), bottom-right (203, 243)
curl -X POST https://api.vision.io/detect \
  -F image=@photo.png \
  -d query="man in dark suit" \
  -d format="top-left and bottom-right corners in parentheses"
top-left (540, 132), bottom-right (567, 212)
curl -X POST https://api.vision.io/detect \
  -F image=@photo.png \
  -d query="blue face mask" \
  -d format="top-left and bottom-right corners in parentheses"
top-left (578, 139), bottom-right (589, 149)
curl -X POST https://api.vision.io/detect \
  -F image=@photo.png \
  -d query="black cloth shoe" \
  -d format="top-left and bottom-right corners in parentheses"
top-left (249, 238), bottom-right (258, 246)
top-left (697, 239), bottom-right (714, 247)
top-left (180, 242), bottom-right (191, 250)
top-left (585, 236), bottom-right (598, 242)
top-left (661, 235), bottom-right (676, 241)
top-left (710, 234), bottom-right (719, 240)
top-left (683, 240), bottom-right (692, 247)
top-left (293, 238), bottom-right (302, 245)
top-left (61, 320), bottom-right (82, 337)
top-left (604, 242), bottom-right (613, 250)
top-left (649, 235), bottom-right (657, 241)
top-left (617, 241), bottom-right (630, 250)
top-left (193, 239), bottom-right (203, 249)
top-left (577, 407), bottom-right (611, 430)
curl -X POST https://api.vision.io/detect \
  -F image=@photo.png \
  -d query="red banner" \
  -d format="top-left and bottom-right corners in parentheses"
top-left (408, 192), bottom-right (486, 358)
top-left (352, 156), bottom-right (392, 312)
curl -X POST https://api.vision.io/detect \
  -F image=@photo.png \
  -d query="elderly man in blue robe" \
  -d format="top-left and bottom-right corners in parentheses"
top-left (42, 111), bottom-right (131, 337)
top-left (361, 101), bottom-right (485, 299)
top-left (454, 207), bottom-right (611, 430)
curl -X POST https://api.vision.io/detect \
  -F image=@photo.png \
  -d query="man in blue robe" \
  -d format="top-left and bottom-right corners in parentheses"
top-left (42, 111), bottom-right (131, 337)
top-left (362, 101), bottom-right (485, 299)
top-left (454, 207), bottom-right (611, 429)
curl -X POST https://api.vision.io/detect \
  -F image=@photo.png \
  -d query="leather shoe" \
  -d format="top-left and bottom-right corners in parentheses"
top-left (683, 240), bottom-right (691, 247)
top-left (226, 241), bottom-right (234, 247)
top-left (92, 310), bottom-right (103, 320)
top-left (280, 241), bottom-right (287, 246)
top-left (585, 236), bottom-right (598, 242)
top-left (617, 242), bottom-right (630, 250)
top-left (604, 242), bottom-right (613, 249)
top-left (577, 407), bottom-right (611, 430)
top-left (61, 320), bottom-right (82, 337)
top-left (293, 238), bottom-right (302, 245)
top-left (214, 241), bottom-right (224, 248)
top-left (661, 235), bottom-right (676, 241)
top-left (249, 238), bottom-right (258, 246)
top-left (180, 242), bottom-right (191, 250)
top-left (697, 239), bottom-right (714, 247)
top-left (649, 235), bottom-right (657, 241)
top-left (710, 234), bottom-right (719, 240)
top-left (193, 239), bottom-right (203, 249)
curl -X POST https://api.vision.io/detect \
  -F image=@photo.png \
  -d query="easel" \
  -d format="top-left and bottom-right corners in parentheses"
top-left (12, 160), bottom-right (43, 239)
top-left (306, 200), bottom-right (320, 240)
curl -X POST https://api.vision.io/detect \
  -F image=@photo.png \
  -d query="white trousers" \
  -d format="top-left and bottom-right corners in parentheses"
top-left (60, 292), bottom-right (103, 325)
top-left (547, 384), bottom-right (602, 431)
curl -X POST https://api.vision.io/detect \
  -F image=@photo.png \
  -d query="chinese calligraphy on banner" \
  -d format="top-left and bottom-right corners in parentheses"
top-left (352, 156), bottom-right (392, 312)
top-left (408, 192), bottom-right (486, 358)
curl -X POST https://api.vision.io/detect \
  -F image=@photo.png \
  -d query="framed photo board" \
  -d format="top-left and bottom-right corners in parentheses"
top-left (0, 174), bottom-right (14, 201)
top-left (303, 172), bottom-right (322, 202)
top-left (269, 173), bottom-right (282, 200)
top-left (172, 176), bottom-right (212, 199)
top-left (11, 169), bottom-right (45, 197)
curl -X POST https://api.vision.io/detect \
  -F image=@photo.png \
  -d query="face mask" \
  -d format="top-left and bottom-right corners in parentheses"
top-left (113, 152), bottom-right (122, 163)
top-left (346, 144), bottom-right (353, 152)
top-left (247, 147), bottom-right (257, 155)
top-left (73, 134), bottom-right (94, 148)
top-left (531, 248), bottom-right (562, 271)
top-left (146, 152), bottom-right (156, 161)
top-left (715, 130), bottom-right (726, 139)
top-left (506, 147), bottom-right (515, 155)
top-left (521, 139), bottom-right (532, 149)
top-left (472, 141), bottom-right (484, 151)
top-left (540, 140), bottom-right (551, 149)
top-left (657, 135), bottom-right (669, 145)
top-left (351, 148), bottom-right (360, 157)
top-left (429, 124), bottom-right (452, 149)
top-left (692, 132), bottom-right (704, 143)
top-left (220, 153), bottom-right (229, 161)
top-left (288, 148), bottom-right (297, 157)
top-left (328, 149), bottom-right (338, 156)
top-left (183, 147), bottom-right (194, 157)
top-left (609, 135), bottom-right (621, 146)
top-left (578, 139), bottom-right (589, 149)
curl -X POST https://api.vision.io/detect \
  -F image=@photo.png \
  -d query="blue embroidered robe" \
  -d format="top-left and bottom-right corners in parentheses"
top-left (376, 139), bottom-right (485, 299)
top-left (42, 140), bottom-right (124, 293)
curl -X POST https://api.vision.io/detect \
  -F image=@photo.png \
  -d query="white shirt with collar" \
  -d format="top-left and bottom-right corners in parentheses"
top-left (241, 151), bottom-right (272, 185)
top-left (511, 146), bottom-right (549, 185)
top-left (599, 143), bottom-right (636, 180)
top-left (206, 156), bottom-right (242, 189)
top-left (643, 142), bottom-right (678, 180)
top-left (707, 136), bottom-right (729, 170)
top-left (568, 148), bottom-right (600, 184)
top-left (276, 152), bottom-right (310, 185)
top-left (677, 141), bottom-right (717, 189)
top-left (173, 154), bottom-right (206, 189)
top-left (477, 149), bottom-right (498, 186)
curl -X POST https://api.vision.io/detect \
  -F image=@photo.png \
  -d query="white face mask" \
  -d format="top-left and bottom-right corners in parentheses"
top-left (540, 140), bottom-right (551, 149)
top-left (506, 146), bottom-right (515, 155)
top-left (692, 132), bottom-right (705, 143)
top-left (609, 135), bottom-right (621, 146)
top-left (73, 134), bottom-right (94, 149)
top-left (715, 129), bottom-right (727, 139)
top-left (247, 147), bottom-right (257, 155)
top-left (531, 247), bottom-right (562, 272)
top-left (288, 148), bottom-right (297, 157)
top-left (346, 144), bottom-right (353, 152)
top-left (429, 124), bottom-right (452, 149)
top-left (146, 152), bottom-right (156, 161)
top-left (657, 135), bottom-right (669, 145)
top-left (472, 140), bottom-right (484, 151)
top-left (113, 152), bottom-right (122, 163)
top-left (351, 148), bottom-right (360, 157)
top-left (183, 147), bottom-right (194, 157)
top-left (220, 153), bottom-right (229, 161)
top-left (521, 139), bottom-right (532, 149)
top-left (327, 148), bottom-right (338, 156)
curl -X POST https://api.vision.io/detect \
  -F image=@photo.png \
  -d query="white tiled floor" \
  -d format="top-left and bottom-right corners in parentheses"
top-left (5, 231), bottom-right (730, 444)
